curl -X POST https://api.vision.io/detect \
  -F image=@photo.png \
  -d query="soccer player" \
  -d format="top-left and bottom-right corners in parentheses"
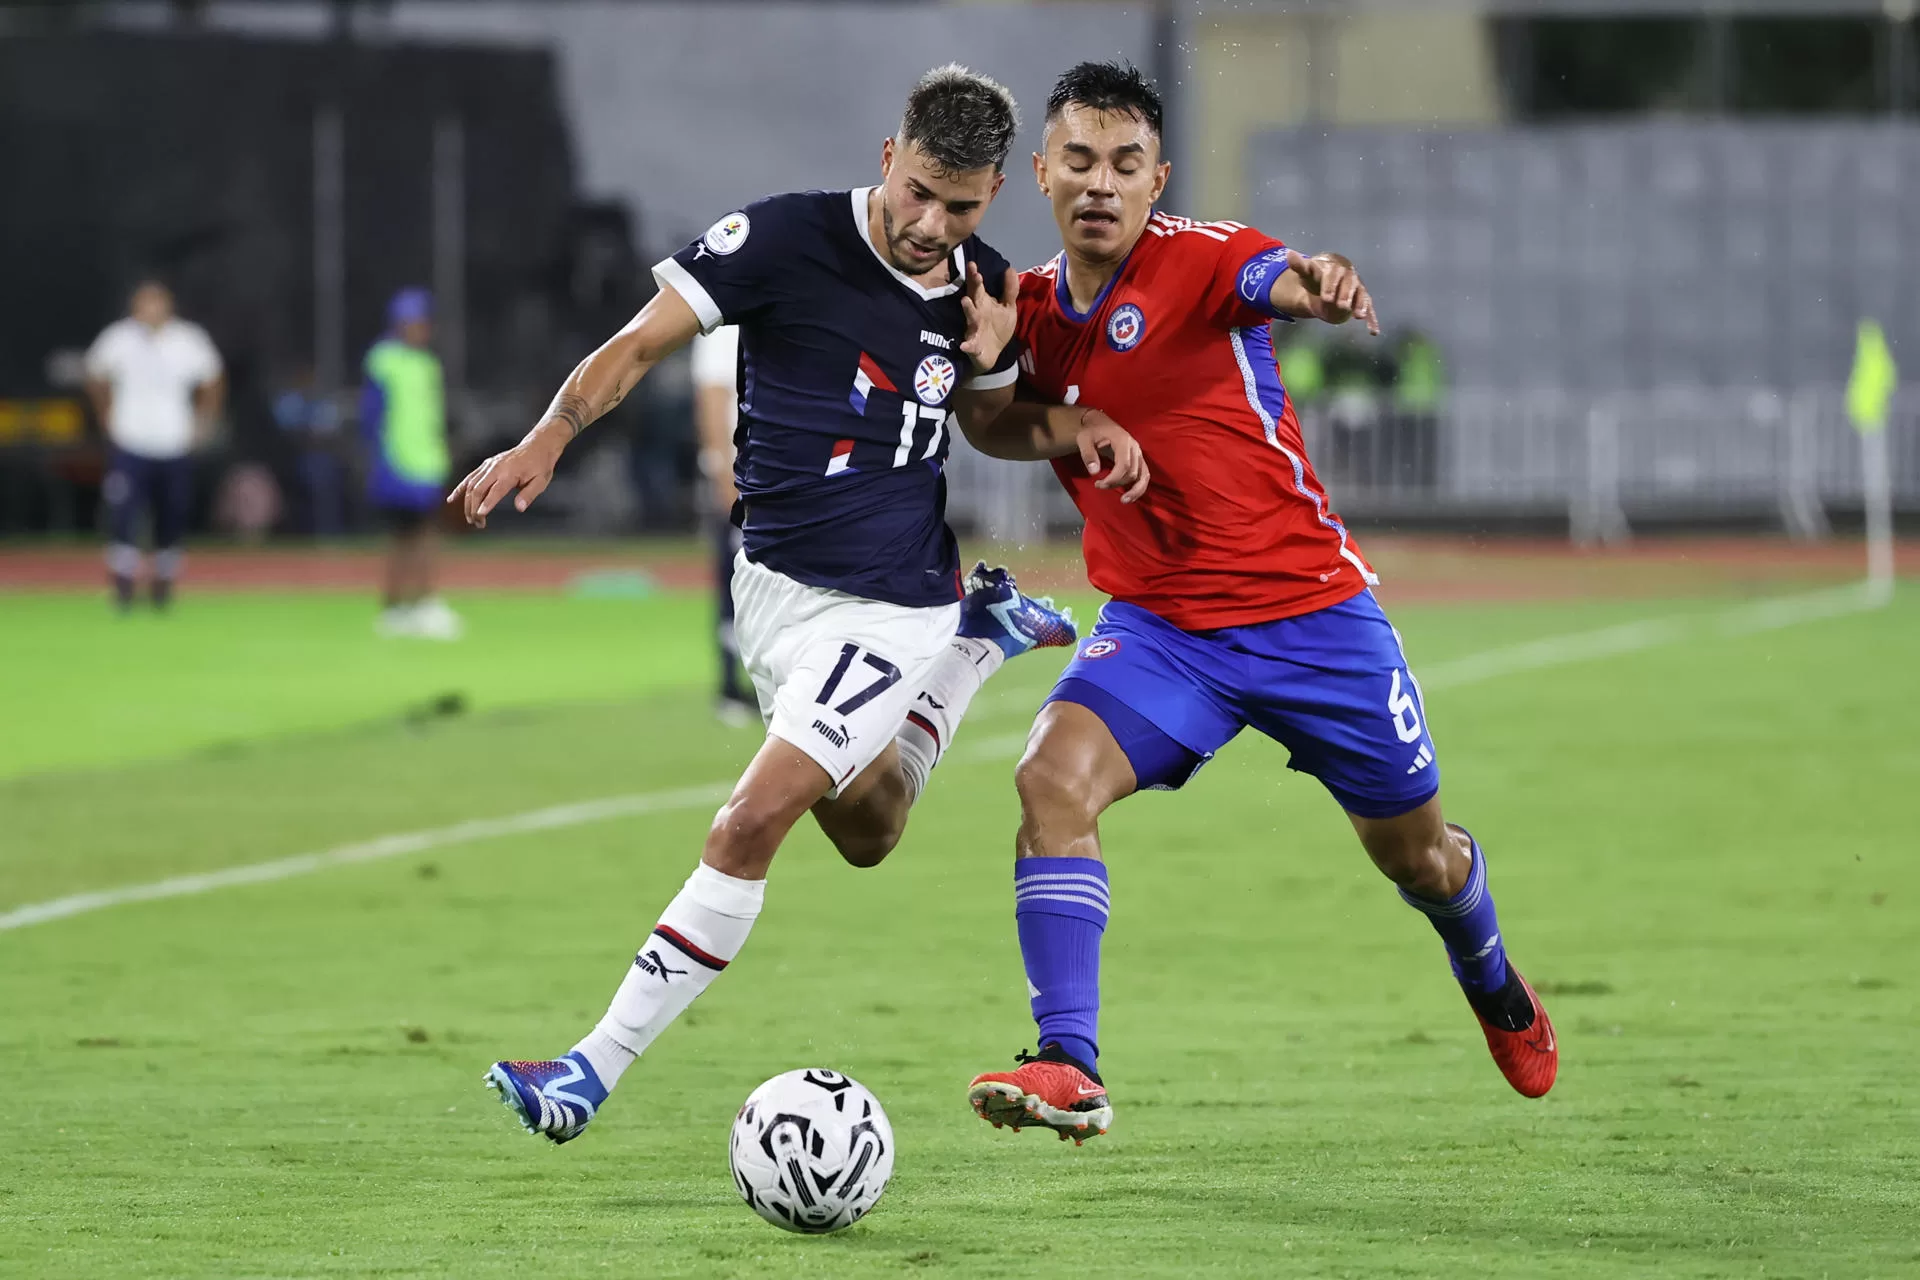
top-left (450, 66), bottom-right (1147, 1144)
top-left (958, 62), bottom-right (1557, 1144)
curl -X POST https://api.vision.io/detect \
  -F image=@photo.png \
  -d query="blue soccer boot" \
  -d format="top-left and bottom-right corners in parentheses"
top-left (484, 1051), bottom-right (608, 1145)
top-left (958, 562), bottom-right (1077, 658)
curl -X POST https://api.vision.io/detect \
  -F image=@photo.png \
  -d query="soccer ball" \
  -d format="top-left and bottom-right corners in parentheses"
top-left (727, 1068), bottom-right (894, 1234)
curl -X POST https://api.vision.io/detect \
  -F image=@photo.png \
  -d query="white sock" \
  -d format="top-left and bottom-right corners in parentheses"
top-left (571, 861), bottom-right (766, 1091)
top-left (894, 636), bottom-right (1005, 804)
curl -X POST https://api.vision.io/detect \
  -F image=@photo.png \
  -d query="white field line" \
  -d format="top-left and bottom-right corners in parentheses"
top-left (0, 584), bottom-right (1885, 936)
top-left (0, 784), bottom-right (730, 933)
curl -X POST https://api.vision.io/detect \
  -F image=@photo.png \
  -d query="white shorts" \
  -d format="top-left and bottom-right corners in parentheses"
top-left (730, 551), bottom-right (960, 796)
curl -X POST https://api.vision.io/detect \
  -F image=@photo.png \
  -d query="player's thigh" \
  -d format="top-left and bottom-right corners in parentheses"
top-left (1237, 591), bottom-right (1440, 821)
top-left (1017, 700), bottom-right (1139, 820)
top-left (1035, 602), bottom-right (1242, 799)
top-left (102, 450), bottom-right (149, 532)
top-left (153, 458), bottom-right (194, 547)
top-left (736, 558), bottom-right (958, 798)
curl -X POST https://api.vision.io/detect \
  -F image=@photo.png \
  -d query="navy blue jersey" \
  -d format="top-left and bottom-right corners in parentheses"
top-left (654, 188), bottom-right (1019, 608)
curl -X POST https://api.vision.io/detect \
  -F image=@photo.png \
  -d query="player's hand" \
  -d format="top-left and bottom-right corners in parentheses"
top-left (960, 263), bottom-right (1020, 375)
top-left (447, 427), bottom-right (566, 529)
top-left (1075, 409), bottom-right (1150, 505)
top-left (1287, 249), bottom-right (1380, 337)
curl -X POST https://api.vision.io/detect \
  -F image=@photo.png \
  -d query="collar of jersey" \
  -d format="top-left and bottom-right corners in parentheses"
top-left (849, 187), bottom-right (964, 302)
top-left (1051, 245), bottom-right (1137, 325)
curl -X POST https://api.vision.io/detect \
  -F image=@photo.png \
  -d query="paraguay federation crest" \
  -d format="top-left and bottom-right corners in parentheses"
top-left (1106, 303), bottom-right (1146, 352)
top-left (702, 211), bottom-right (751, 256)
top-left (914, 353), bottom-right (958, 405)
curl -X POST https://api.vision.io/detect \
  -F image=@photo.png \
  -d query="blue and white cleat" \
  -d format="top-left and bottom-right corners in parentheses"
top-left (484, 1051), bottom-right (607, 1145)
top-left (958, 562), bottom-right (1077, 659)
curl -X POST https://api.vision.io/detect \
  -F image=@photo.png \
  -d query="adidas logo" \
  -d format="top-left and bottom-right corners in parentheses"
top-left (1406, 743), bottom-right (1434, 774)
top-left (812, 719), bottom-right (851, 749)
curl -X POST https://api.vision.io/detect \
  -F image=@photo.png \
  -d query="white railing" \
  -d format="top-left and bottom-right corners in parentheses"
top-left (943, 388), bottom-right (1919, 545)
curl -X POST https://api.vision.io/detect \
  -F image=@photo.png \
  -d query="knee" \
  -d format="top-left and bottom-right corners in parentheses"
top-left (705, 796), bottom-right (796, 878)
top-left (830, 826), bottom-right (902, 869)
top-left (1014, 752), bottom-right (1100, 840)
top-left (815, 783), bottom-right (909, 869)
top-left (1368, 828), bottom-right (1456, 900)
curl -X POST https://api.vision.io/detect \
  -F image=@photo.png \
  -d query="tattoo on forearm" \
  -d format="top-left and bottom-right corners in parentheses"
top-left (546, 391), bottom-right (592, 437)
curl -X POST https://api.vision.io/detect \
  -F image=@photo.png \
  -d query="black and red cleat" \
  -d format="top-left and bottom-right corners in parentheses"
top-left (968, 1045), bottom-right (1112, 1145)
top-left (1471, 965), bottom-right (1558, 1098)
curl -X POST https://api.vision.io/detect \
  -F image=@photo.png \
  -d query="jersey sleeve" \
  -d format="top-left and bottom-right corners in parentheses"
top-left (1206, 225), bottom-right (1295, 329)
top-left (959, 238), bottom-right (1021, 391)
top-left (185, 324), bottom-right (223, 382)
top-left (83, 325), bottom-right (123, 381)
top-left (652, 196), bottom-right (791, 336)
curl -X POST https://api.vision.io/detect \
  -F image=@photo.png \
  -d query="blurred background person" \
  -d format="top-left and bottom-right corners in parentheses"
top-left (689, 324), bottom-right (755, 726)
top-left (83, 278), bottom-right (225, 611)
top-left (272, 363), bottom-right (346, 538)
top-left (1387, 327), bottom-right (1446, 490)
top-left (361, 287), bottom-right (460, 640)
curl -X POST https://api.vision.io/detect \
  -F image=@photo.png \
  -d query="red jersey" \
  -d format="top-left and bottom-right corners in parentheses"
top-left (1015, 213), bottom-right (1376, 630)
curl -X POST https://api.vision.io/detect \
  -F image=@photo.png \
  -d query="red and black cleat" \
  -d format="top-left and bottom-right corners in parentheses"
top-left (1472, 966), bottom-right (1558, 1098)
top-left (967, 1045), bottom-right (1112, 1145)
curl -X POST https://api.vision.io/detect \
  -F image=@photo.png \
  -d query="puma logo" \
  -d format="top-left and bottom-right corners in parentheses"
top-left (632, 949), bottom-right (687, 982)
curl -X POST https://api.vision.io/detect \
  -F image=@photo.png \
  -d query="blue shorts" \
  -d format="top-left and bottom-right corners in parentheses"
top-left (368, 463), bottom-right (444, 514)
top-left (1045, 591), bottom-right (1439, 819)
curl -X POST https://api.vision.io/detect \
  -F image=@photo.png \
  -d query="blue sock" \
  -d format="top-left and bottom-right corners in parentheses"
top-left (1014, 856), bottom-right (1108, 1071)
top-left (1399, 830), bottom-right (1509, 996)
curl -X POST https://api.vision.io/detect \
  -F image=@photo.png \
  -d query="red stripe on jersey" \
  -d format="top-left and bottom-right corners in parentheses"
top-left (857, 352), bottom-right (898, 392)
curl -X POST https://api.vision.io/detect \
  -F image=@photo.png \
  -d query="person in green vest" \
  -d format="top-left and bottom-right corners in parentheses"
top-left (1276, 332), bottom-right (1327, 408)
top-left (1393, 328), bottom-right (1446, 417)
top-left (361, 288), bottom-right (460, 639)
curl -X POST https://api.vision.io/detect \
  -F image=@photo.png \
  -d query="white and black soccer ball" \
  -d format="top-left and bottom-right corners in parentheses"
top-left (727, 1068), bottom-right (894, 1234)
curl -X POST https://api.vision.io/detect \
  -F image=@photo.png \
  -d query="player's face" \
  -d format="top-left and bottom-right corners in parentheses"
top-left (1035, 105), bottom-right (1169, 262)
top-left (878, 137), bottom-right (1005, 278)
top-left (130, 283), bottom-right (174, 328)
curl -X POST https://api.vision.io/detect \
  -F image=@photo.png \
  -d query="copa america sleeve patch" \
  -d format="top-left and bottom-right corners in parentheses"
top-left (1234, 246), bottom-right (1294, 319)
top-left (702, 212), bottom-right (751, 256)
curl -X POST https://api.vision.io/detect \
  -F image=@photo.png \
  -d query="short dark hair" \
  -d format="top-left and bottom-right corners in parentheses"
top-left (1046, 59), bottom-right (1164, 138)
top-left (898, 64), bottom-right (1020, 176)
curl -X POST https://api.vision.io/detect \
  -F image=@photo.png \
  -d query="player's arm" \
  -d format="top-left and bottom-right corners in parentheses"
top-left (951, 261), bottom-right (1149, 501)
top-left (83, 376), bottom-right (112, 431)
top-left (191, 372), bottom-right (226, 446)
top-left (82, 333), bottom-right (115, 432)
top-left (451, 285), bottom-right (702, 527)
top-left (1269, 249), bottom-right (1381, 335)
top-left (954, 393), bottom-right (1149, 504)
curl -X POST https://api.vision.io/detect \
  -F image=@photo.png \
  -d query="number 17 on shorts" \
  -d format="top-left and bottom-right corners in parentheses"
top-left (766, 635), bottom-right (934, 796)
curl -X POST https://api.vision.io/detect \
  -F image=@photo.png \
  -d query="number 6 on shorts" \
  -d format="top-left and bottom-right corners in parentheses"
top-left (815, 643), bottom-right (904, 715)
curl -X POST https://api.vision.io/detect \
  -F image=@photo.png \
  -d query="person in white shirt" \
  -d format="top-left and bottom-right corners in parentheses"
top-left (689, 324), bottom-right (754, 724)
top-left (83, 280), bottom-right (225, 609)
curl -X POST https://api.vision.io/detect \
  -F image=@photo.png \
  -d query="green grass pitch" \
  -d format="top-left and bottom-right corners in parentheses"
top-left (2, 584), bottom-right (1916, 1278)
